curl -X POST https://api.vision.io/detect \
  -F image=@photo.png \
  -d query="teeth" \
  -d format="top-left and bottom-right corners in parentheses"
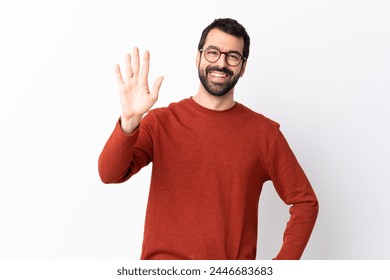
top-left (211, 72), bottom-right (227, 78)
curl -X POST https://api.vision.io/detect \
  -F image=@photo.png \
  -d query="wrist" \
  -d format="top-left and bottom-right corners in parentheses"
top-left (120, 114), bottom-right (143, 135)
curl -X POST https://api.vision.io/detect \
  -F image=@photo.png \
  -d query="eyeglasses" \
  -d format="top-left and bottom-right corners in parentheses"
top-left (200, 47), bottom-right (246, 67)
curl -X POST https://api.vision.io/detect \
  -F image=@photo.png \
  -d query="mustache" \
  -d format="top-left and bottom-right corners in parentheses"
top-left (206, 66), bottom-right (233, 76)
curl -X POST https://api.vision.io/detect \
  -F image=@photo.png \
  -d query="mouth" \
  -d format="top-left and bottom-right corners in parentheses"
top-left (210, 71), bottom-right (228, 78)
top-left (208, 70), bottom-right (232, 83)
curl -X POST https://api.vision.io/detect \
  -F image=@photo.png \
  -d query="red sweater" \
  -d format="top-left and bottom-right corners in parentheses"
top-left (99, 98), bottom-right (318, 260)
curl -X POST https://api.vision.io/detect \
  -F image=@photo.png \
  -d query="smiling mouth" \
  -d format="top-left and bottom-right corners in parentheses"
top-left (209, 71), bottom-right (229, 78)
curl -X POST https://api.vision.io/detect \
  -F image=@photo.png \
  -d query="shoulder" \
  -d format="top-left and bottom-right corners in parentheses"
top-left (146, 99), bottom-right (188, 118)
top-left (237, 103), bottom-right (280, 131)
top-left (141, 98), bottom-right (189, 125)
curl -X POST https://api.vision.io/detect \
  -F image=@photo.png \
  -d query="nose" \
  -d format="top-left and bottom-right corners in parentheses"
top-left (215, 53), bottom-right (228, 68)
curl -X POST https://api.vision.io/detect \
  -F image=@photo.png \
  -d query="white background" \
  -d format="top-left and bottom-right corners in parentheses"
top-left (0, 0), bottom-right (389, 260)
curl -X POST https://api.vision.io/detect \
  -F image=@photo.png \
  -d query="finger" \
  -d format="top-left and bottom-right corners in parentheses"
top-left (140, 50), bottom-right (150, 81)
top-left (150, 76), bottom-right (164, 100)
top-left (115, 64), bottom-right (125, 86)
top-left (124, 53), bottom-right (133, 80)
top-left (132, 47), bottom-right (140, 76)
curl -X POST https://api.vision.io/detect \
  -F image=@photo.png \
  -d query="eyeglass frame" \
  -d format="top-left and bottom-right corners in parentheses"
top-left (199, 46), bottom-right (247, 67)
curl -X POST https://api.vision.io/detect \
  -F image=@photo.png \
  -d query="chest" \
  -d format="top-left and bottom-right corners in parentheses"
top-left (152, 116), bottom-right (269, 180)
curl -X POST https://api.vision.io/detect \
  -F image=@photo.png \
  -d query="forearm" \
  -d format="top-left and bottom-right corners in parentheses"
top-left (273, 199), bottom-right (319, 259)
top-left (267, 130), bottom-right (319, 259)
top-left (98, 119), bottom-right (140, 183)
top-left (120, 114), bottom-right (143, 135)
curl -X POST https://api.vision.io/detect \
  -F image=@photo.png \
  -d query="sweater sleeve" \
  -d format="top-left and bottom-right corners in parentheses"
top-left (267, 130), bottom-right (319, 260)
top-left (98, 117), bottom-right (153, 184)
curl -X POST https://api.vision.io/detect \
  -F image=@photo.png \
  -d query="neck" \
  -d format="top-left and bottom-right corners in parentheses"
top-left (193, 86), bottom-right (235, 111)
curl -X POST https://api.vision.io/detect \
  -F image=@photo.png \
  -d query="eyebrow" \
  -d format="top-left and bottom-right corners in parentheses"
top-left (206, 45), bottom-right (242, 55)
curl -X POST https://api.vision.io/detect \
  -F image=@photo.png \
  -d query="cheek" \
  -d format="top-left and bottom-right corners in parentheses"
top-left (233, 69), bottom-right (242, 79)
top-left (239, 64), bottom-right (246, 77)
top-left (196, 52), bottom-right (204, 68)
top-left (198, 62), bottom-right (209, 74)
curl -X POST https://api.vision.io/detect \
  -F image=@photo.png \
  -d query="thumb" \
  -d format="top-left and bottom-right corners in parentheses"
top-left (150, 76), bottom-right (164, 100)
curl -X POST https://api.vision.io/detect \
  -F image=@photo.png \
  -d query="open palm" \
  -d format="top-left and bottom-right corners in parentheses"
top-left (115, 47), bottom-right (164, 122)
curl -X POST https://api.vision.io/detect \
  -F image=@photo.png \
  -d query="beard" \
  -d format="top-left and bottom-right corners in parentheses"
top-left (198, 65), bottom-right (241, 97)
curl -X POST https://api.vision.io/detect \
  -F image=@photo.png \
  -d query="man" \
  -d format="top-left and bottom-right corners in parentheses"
top-left (99, 18), bottom-right (318, 260)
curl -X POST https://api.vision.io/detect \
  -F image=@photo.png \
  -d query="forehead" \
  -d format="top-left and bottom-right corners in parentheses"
top-left (204, 28), bottom-right (244, 53)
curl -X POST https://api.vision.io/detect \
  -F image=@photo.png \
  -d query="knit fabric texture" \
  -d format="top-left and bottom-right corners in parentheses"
top-left (98, 98), bottom-right (319, 259)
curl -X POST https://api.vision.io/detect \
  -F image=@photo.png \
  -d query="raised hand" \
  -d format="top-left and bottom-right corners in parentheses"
top-left (115, 47), bottom-right (164, 134)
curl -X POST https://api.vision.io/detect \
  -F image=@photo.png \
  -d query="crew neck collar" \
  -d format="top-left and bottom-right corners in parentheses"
top-left (186, 97), bottom-right (241, 116)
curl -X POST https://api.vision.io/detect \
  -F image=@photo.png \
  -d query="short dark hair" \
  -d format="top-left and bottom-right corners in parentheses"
top-left (198, 18), bottom-right (250, 60)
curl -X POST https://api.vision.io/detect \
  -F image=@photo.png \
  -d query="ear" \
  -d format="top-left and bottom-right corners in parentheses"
top-left (196, 51), bottom-right (200, 67)
top-left (239, 61), bottom-right (247, 77)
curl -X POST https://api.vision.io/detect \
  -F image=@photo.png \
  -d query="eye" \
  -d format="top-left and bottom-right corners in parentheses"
top-left (206, 49), bottom-right (219, 56)
top-left (227, 53), bottom-right (240, 61)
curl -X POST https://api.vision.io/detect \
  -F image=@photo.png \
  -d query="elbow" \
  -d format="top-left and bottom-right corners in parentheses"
top-left (292, 194), bottom-right (319, 221)
top-left (98, 161), bottom-right (130, 184)
top-left (313, 194), bottom-right (319, 212)
top-left (98, 169), bottom-right (125, 184)
top-left (308, 195), bottom-right (319, 221)
top-left (99, 175), bottom-right (114, 185)
top-left (98, 157), bottom-right (118, 184)
top-left (98, 166), bottom-right (115, 184)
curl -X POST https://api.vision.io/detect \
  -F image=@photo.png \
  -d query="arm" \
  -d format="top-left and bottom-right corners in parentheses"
top-left (98, 47), bottom-right (163, 183)
top-left (98, 118), bottom-right (153, 184)
top-left (267, 130), bottom-right (319, 260)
